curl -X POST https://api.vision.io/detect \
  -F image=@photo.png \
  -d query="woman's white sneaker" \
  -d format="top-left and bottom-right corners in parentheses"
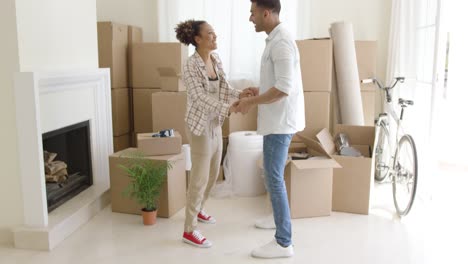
top-left (251, 239), bottom-right (294, 258)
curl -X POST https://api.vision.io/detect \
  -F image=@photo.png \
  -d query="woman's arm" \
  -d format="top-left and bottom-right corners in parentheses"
top-left (184, 61), bottom-right (231, 118)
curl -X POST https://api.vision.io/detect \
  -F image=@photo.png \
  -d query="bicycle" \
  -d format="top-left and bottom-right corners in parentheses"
top-left (364, 77), bottom-right (418, 216)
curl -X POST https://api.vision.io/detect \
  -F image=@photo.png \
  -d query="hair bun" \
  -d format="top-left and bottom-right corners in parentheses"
top-left (175, 20), bottom-right (195, 46)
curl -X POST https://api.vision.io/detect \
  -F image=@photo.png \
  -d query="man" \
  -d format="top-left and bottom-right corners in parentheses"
top-left (235, 0), bottom-right (305, 259)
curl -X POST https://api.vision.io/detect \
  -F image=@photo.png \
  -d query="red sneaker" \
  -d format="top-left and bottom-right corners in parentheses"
top-left (197, 210), bottom-right (216, 224)
top-left (182, 230), bottom-right (212, 248)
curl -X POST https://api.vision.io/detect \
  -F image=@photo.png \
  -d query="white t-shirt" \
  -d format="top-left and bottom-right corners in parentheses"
top-left (257, 23), bottom-right (305, 135)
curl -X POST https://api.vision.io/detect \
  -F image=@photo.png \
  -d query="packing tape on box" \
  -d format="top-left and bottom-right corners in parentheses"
top-left (330, 21), bottom-right (365, 125)
top-left (182, 144), bottom-right (191, 171)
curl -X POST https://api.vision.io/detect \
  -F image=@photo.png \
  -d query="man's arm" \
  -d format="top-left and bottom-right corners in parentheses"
top-left (235, 87), bottom-right (287, 114)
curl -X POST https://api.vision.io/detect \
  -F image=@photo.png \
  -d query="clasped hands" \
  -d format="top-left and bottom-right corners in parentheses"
top-left (230, 87), bottom-right (259, 115)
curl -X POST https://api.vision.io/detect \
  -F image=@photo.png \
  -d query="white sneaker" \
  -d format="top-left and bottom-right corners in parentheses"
top-left (254, 214), bottom-right (276, 229)
top-left (251, 239), bottom-right (294, 258)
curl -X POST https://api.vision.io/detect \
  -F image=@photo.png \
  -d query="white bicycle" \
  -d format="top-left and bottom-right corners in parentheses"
top-left (368, 77), bottom-right (418, 216)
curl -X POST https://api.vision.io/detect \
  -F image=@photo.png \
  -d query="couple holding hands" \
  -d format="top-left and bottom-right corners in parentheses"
top-left (176, 0), bottom-right (305, 259)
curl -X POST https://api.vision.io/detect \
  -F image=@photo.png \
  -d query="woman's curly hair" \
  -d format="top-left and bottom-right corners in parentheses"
top-left (175, 19), bottom-right (206, 47)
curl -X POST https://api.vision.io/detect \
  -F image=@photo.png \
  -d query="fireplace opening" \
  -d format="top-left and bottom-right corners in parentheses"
top-left (42, 120), bottom-right (93, 212)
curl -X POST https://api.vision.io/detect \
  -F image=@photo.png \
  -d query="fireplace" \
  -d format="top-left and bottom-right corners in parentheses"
top-left (13, 69), bottom-right (113, 250)
top-left (43, 120), bottom-right (93, 212)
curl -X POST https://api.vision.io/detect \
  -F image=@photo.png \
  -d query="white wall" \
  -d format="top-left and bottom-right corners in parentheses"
top-left (0, 0), bottom-right (99, 245)
top-left (0, 0), bottom-right (22, 246)
top-left (15, 0), bottom-right (99, 72)
top-left (96, 0), bottom-right (158, 42)
top-left (309, 0), bottom-right (391, 82)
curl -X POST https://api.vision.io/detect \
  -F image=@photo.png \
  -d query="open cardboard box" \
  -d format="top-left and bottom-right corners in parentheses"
top-left (286, 133), bottom-right (341, 218)
top-left (316, 125), bottom-right (376, 215)
top-left (137, 131), bottom-right (182, 156)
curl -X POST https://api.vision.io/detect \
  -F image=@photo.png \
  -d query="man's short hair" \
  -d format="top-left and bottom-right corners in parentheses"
top-left (251, 0), bottom-right (281, 14)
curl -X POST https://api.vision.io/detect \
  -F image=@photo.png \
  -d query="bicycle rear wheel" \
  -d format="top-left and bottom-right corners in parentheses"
top-left (392, 134), bottom-right (418, 216)
top-left (374, 124), bottom-right (391, 182)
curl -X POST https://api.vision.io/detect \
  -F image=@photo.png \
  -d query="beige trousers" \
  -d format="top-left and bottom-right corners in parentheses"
top-left (184, 125), bottom-right (222, 232)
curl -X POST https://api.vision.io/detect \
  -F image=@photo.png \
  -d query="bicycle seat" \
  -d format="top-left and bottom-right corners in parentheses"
top-left (398, 98), bottom-right (414, 107)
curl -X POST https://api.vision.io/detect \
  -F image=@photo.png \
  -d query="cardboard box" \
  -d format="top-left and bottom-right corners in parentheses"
top-left (113, 134), bottom-right (130, 153)
top-left (133, 89), bottom-right (160, 133)
top-left (111, 88), bottom-right (131, 136)
top-left (293, 91), bottom-right (331, 142)
top-left (355, 41), bottom-right (377, 85)
top-left (97, 22), bottom-right (128, 88)
top-left (296, 39), bottom-right (333, 92)
top-left (286, 133), bottom-right (340, 218)
top-left (128, 25), bottom-right (143, 87)
top-left (361, 90), bottom-right (376, 126)
top-left (137, 131), bottom-right (182, 156)
top-left (316, 125), bottom-right (376, 215)
top-left (128, 25), bottom-right (142, 45)
top-left (131, 43), bottom-right (188, 89)
top-left (158, 67), bottom-right (186, 92)
top-left (222, 106), bottom-right (258, 137)
top-left (109, 148), bottom-right (186, 218)
top-left (152, 91), bottom-right (188, 144)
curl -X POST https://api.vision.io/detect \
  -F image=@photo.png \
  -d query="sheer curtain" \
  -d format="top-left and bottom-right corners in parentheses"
top-left (386, 0), bottom-right (440, 198)
top-left (156, 0), bottom-right (309, 87)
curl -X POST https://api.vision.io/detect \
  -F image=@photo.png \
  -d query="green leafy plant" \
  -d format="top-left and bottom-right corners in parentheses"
top-left (119, 151), bottom-right (172, 211)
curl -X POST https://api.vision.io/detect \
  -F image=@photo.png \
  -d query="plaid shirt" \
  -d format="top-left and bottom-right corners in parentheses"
top-left (184, 52), bottom-right (241, 136)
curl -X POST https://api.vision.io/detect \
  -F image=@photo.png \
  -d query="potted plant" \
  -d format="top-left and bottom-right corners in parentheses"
top-left (119, 152), bottom-right (172, 225)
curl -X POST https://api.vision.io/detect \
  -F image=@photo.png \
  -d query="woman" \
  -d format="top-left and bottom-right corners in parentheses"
top-left (175, 19), bottom-right (252, 248)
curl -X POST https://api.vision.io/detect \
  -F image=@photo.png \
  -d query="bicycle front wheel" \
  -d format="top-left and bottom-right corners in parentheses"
top-left (374, 124), bottom-right (391, 182)
top-left (392, 134), bottom-right (418, 216)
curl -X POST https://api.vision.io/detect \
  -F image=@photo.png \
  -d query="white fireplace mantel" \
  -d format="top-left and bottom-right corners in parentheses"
top-left (13, 69), bottom-right (113, 250)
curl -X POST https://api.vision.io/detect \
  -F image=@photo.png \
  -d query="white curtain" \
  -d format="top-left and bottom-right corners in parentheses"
top-left (156, 0), bottom-right (311, 87)
top-left (386, 0), bottom-right (439, 198)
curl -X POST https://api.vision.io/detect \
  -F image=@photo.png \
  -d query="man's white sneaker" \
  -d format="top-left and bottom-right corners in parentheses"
top-left (251, 239), bottom-right (294, 258)
top-left (254, 214), bottom-right (276, 229)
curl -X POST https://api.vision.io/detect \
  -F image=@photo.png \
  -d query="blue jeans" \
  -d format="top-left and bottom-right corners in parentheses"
top-left (263, 134), bottom-right (293, 247)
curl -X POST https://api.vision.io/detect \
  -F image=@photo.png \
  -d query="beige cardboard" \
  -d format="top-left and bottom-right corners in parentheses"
top-left (158, 67), bottom-right (186, 92)
top-left (111, 88), bottom-right (130, 136)
top-left (133, 89), bottom-right (160, 133)
top-left (113, 134), bottom-right (130, 153)
top-left (292, 91), bottom-right (331, 142)
top-left (131, 43), bottom-right (188, 88)
top-left (296, 39), bottom-right (333, 92)
top-left (316, 126), bottom-right (376, 215)
top-left (137, 131), bottom-right (182, 156)
top-left (285, 132), bottom-right (340, 218)
top-left (152, 92), bottom-right (188, 144)
top-left (361, 90), bottom-right (376, 126)
top-left (222, 105), bottom-right (258, 137)
top-left (128, 25), bottom-right (142, 45)
top-left (355, 41), bottom-right (377, 87)
top-left (109, 148), bottom-right (186, 218)
top-left (128, 25), bottom-right (143, 87)
top-left (97, 22), bottom-right (128, 88)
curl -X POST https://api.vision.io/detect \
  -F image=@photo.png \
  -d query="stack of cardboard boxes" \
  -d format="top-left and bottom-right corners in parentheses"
top-left (131, 43), bottom-right (189, 144)
top-left (98, 22), bottom-right (130, 151)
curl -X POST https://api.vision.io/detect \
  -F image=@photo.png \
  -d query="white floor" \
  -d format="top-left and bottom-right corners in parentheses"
top-left (1, 167), bottom-right (467, 264)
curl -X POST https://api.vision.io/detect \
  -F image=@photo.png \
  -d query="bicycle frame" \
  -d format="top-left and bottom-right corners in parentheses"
top-left (372, 77), bottom-right (408, 180)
